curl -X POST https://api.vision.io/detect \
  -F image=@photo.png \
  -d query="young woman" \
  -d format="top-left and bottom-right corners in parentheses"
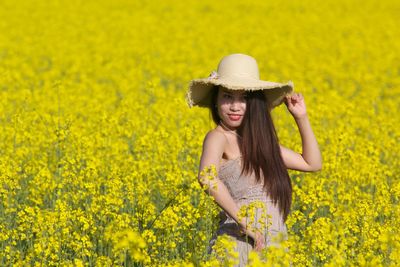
top-left (186, 53), bottom-right (322, 266)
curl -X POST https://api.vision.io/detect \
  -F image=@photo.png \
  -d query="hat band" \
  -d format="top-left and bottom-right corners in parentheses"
top-left (209, 70), bottom-right (259, 81)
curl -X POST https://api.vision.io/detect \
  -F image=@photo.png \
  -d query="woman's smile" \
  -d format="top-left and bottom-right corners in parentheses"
top-left (228, 114), bottom-right (242, 121)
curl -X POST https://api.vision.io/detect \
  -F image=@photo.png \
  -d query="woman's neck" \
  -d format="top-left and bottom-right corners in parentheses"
top-left (219, 120), bottom-right (235, 131)
top-left (219, 120), bottom-right (242, 138)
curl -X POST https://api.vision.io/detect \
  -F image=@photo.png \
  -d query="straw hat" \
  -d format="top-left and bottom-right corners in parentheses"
top-left (186, 53), bottom-right (294, 109)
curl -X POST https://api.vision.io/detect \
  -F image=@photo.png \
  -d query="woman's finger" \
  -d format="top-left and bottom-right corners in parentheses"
top-left (255, 236), bottom-right (265, 251)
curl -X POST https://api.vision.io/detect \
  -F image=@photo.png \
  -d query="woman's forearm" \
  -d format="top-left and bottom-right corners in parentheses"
top-left (200, 179), bottom-right (248, 230)
top-left (295, 114), bottom-right (322, 170)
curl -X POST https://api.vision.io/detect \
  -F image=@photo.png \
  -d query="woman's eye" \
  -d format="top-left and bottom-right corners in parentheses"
top-left (223, 94), bottom-right (232, 99)
top-left (239, 95), bottom-right (247, 102)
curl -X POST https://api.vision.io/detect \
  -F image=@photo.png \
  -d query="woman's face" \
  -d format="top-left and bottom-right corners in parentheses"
top-left (217, 87), bottom-right (247, 129)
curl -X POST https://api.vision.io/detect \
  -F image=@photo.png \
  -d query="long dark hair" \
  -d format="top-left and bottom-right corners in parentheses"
top-left (209, 85), bottom-right (292, 222)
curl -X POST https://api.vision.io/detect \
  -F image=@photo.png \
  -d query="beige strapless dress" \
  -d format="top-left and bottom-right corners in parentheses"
top-left (207, 156), bottom-right (288, 267)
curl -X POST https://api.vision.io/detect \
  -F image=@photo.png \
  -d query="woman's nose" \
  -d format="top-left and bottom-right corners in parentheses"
top-left (230, 101), bottom-right (241, 110)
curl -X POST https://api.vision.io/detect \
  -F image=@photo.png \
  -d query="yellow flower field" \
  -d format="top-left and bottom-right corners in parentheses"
top-left (0, 0), bottom-right (399, 266)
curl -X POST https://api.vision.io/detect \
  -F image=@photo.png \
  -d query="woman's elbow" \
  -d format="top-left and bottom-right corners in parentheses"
top-left (197, 176), bottom-right (219, 191)
top-left (197, 178), bottom-right (206, 188)
top-left (311, 163), bottom-right (322, 172)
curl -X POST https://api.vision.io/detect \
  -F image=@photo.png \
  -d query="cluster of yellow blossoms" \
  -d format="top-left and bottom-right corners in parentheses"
top-left (0, 0), bottom-right (399, 266)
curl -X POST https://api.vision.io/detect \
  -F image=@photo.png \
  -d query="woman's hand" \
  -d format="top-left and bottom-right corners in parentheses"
top-left (239, 226), bottom-right (265, 252)
top-left (251, 230), bottom-right (266, 252)
top-left (284, 92), bottom-right (307, 119)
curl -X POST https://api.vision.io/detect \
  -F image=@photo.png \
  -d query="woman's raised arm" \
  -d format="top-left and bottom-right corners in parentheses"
top-left (281, 93), bottom-right (322, 172)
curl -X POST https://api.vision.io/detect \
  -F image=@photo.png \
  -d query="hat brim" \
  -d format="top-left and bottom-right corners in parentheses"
top-left (186, 76), bottom-right (294, 109)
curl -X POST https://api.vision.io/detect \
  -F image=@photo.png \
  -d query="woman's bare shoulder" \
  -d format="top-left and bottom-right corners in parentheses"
top-left (199, 129), bottom-right (227, 171)
top-left (202, 128), bottom-right (227, 146)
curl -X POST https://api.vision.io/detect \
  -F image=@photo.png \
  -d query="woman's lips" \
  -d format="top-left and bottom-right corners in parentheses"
top-left (228, 114), bottom-right (242, 121)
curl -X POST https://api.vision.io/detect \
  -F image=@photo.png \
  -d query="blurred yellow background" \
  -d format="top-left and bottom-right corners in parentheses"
top-left (0, 0), bottom-right (399, 265)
